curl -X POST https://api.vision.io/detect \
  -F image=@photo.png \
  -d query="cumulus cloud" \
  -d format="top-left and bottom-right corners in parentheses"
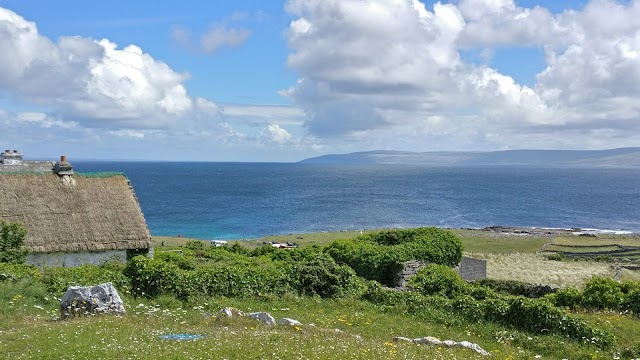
top-left (0, 5), bottom-right (319, 161)
top-left (171, 20), bottom-right (251, 54)
top-left (0, 7), bottom-right (193, 129)
top-left (282, 0), bottom-right (640, 150)
top-left (259, 124), bottom-right (293, 144)
top-left (201, 24), bottom-right (251, 53)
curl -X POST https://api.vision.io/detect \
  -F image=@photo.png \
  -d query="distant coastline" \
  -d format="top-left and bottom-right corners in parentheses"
top-left (299, 147), bottom-right (640, 167)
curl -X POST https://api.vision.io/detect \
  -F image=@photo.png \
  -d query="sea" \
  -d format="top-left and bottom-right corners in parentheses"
top-left (73, 162), bottom-right (640, 239)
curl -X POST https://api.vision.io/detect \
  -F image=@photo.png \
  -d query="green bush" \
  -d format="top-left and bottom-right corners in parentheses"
top-left (251, 244), bottom-right (279, 257)
top-left (290, 254), bottom-right (361, 298)
top-left (155, 251), bottom-right (197, 270)
top-left (0, 263), bottom-right (41, 281)
top-left (475, 279), bottom-right (557, 298)
top-left (124, 256), bottom-right (189, 299)
top-left (548, 287), bottom-right (583, 310)
top-left (581, 277), bottom-right (624, 311)
top-left (0, 220), bottom-right (29, 264)
top-left (192, 263), bottom-right (290, 298)
top-left (408, 264), bottom-right (466, 298)
top-left (43, 264), bottom-right (130, 296)
top-left (325, 239), bottom-right (403, 285)
top-left (363, 282), bottom-right (613, 349)
top-left (547, 278), bottom-right (640, 314)
top-left (325, 227), bottom-right (463, 286)
top-left (269, 245), bottom-right (323, 263)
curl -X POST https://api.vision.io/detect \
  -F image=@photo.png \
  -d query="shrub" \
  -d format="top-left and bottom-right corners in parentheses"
top-left (124, 256), bottom-right (189, 299)
top-left (226, 243), bottom-right (251, 256)
top-left (43, 264), bottom-right (130, 296)
top-left (290, 254), bottom-right (361, 298)
top-left (475, 279), bottom-right (557, 298)
top-left (184, 240), bottom-right (207, 257)
top-left (192, 263), bottom-right (290, 298)
top-left (155, 251), bottom-right (197, 270)
top-left (581, 277), bottom-right (624, 311)
top-left (408, 264), bottom-right (466, 298)
top-left (269, 245), bottom-right (323, 263)
top-left (0, 220), bottom-right (29, 264)
top-left (362, 282), bottom-right (614, 349)
top-left (325, 227), bottom-right (463, 286)
top-left (548, 288), bottom-right (583, 310)
top-left (250, 244), bottom-right (279, 257)
top-left (0, 263), bottom-right (41, 281)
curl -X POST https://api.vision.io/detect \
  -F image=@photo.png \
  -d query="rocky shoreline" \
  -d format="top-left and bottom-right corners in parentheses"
top-left (462, 226), bottom-right (637, 237)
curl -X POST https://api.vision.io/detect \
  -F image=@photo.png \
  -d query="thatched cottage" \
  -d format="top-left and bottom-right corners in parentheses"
top-left (0, 150), bottom-right (153, 267)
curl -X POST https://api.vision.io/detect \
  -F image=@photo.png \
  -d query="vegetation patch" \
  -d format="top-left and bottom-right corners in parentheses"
top-left (325, 227), bottom-right (463, 286)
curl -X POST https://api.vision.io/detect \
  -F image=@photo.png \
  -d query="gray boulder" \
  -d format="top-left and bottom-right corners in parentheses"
top-left (248, 311), bottom-right (276, 326)
top-left (60, 282), bottom-right (125, 319)
top-left (279, 318), bottom-right (302, 326)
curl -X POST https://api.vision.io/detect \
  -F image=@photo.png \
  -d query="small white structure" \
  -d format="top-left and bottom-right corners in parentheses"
top-left (210, 240), bottom-right (227, 247)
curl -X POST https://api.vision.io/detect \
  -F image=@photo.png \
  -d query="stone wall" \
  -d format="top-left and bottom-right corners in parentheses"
top-left (26, 250), bottom-right (128, 268)
top-left (454, 257), bottom-right (487, 281)
top-left (397, 256), bottom-right (487, 288)
top-left (397, 260), bottom-right (429, 288)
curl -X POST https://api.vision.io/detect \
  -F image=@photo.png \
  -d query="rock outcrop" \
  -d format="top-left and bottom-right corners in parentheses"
top-left (393, 336), bottom-right (490, 356)
top-left (248, 311), bottom-right (277, 326)
top-left (60, 282), bottom-right (125, 319)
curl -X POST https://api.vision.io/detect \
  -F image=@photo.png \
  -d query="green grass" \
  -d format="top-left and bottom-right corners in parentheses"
top-left (551, 236), bottom-right (640, 247)
top-left (543, 245), bottom-right (623, 253)
top-left (13, 228), bottom-right (635, 359)
top-left (473, 253), bottom-right (615, 288)
top-left (0, 288), bottom-right (621, 360)
top-left (155, 229), bottom-right (552, 254)
top-left (453, 231), bottom-right (549, 253)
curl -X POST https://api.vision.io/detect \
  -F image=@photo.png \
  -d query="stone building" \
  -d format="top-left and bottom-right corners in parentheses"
top-left (0, 150), bottom-right (152, 267)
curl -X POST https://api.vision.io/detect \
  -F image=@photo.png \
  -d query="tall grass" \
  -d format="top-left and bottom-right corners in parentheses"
top-left (472, 253), bottom-right (614, 288)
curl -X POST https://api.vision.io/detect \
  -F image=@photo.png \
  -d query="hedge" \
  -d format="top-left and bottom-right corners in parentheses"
top-left (325, 227), bottom-right (463, 286)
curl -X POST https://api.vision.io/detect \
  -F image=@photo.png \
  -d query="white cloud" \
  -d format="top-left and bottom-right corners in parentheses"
top-left (261, 124), bottom-right (293, 144)
top-left (201, 24), bottom-right (251, 53)
top-left (0, 6), bottom-right (322, 161)
top-left (108, 129), bottom-right (144, 139)
top-left (0, 7), bottom-right (194, 129)
top-left (283, 0), bottom-right (640, 151)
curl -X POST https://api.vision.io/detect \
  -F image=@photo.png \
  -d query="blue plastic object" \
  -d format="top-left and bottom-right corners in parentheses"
top-left (158, 333), bottom-right (205, 341)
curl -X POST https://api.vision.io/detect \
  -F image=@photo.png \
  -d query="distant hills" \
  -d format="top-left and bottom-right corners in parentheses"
top-left (299, 148), bottom-right (640, 167)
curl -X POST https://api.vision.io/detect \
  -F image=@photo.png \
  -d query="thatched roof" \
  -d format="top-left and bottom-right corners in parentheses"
top-left (0, 160), bottom-right (55, 173)
top-left (0, 173), bottom-right (151, 253)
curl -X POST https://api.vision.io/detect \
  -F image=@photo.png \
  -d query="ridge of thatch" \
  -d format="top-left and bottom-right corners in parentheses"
top-left (0, 173), bottom-right (151, 253)
top-left (0, 161), bottom-right (55, 173)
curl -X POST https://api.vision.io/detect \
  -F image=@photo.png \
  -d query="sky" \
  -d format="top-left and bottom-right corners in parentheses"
top-left (0, 0), bottom-right (639, 162)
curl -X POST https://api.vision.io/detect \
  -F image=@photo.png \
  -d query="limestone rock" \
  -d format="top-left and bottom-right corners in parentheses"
top-left (248, 311), bottom-right (276, 326)
top-left (411, 336), bottom-right (489, 356)
top-left (60, 282), bottom-right (125, 319)
top-left (279, 317), bottom-right (302, 326)
top-left (217, 307), bottom-right (244, 318)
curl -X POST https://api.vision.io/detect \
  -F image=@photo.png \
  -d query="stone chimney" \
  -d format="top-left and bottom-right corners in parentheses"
top-left (1, 149), bottom-right (23, 165)
top-left (53, 155), bottom-right (75, 186)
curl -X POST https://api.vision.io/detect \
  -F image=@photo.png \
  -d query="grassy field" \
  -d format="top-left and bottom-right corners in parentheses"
top-left (152, 229), bottom-right (640, 288)
top-left (4, 228), bottom-right (637, 359)
top-left (472, 253), bottom-right (615, 288)
top-left (0, 283), bottom-right (630, 360)
top-left (153, 228), bottom-right (551, 253)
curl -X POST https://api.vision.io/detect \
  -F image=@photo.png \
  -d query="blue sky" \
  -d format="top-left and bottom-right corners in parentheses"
top-left (1, 0), bottom-right (639, 161)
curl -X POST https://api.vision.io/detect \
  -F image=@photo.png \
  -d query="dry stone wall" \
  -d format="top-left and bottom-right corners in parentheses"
top-left (397, 256), bottom-right (487, 288)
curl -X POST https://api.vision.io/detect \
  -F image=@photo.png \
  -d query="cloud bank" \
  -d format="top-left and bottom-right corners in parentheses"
top-left (0, 6), bottom-right (308, 160)
top-left (283, 0), bottom-right (640, 151)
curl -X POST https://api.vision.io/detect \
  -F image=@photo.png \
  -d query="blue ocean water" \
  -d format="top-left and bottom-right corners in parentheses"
top-left (73, 162), bottom-right (640, 239)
